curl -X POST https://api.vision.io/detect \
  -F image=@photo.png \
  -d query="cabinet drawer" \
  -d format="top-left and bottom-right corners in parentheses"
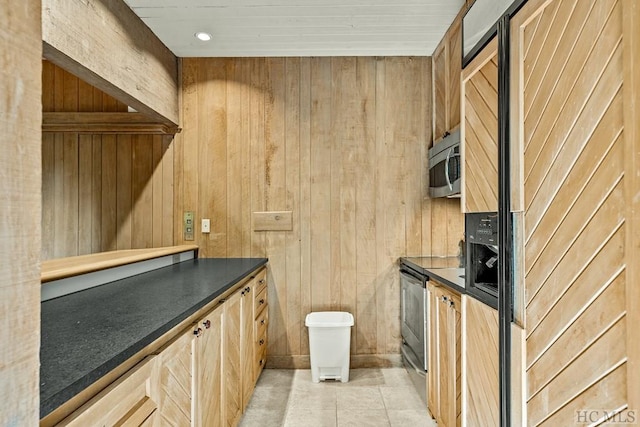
top-left (255, 308), bottom-right (268, 342)
top-left (254, 339), bottom-right (267, 375)
top-left (254, 269), bottom-right (267, 295)
top-left (254, 285), bottom-right (267, 317)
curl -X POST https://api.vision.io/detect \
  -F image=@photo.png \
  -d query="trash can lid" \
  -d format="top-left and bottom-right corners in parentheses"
top-left (305, 311), bottom-right (354, 327)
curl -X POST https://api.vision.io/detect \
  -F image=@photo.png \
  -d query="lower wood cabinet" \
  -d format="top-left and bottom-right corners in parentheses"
top-left (56, 267), bottom-right (268, 427)
top-left (462, 295), bottom-right (499, 426)
top-left (427, 281), bottom-right (461, 427)
top-left (57, 356), bottom-right (159, 427)
top-left (223, 289), bottom-right (243, 427)
top-left (193, 304), bottom-right (224, 427)
top-left (157, 328), bottom-right (194, 425)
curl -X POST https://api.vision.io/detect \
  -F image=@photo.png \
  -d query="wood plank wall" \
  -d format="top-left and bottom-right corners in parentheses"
top-left (512, 0), bottom-right (630, 424)
top-left (0, 0), bottom-right (42, 425)
top-left (176, 57), bottom-right (463, 365)
top-left (42, 62), bottom-right (174, 260)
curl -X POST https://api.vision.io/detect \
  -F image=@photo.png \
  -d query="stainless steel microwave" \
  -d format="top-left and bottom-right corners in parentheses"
top-left (428, 129), bottom-right (461, 198)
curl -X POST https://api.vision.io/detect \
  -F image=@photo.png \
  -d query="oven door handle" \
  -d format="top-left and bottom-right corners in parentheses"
top-left (400, 268), bottom-right (426, 283)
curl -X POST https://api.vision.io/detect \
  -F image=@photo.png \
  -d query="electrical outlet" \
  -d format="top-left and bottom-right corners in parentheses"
top-left (184, 211), bottom-right (194, 241)
top-left (202, 218), bottom-right (210, 233)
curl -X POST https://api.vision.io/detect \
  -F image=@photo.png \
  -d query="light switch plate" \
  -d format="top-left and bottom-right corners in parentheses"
top-left (202, 218), bottom-right (210, 233)
top-left (184, 211), bottom-right (194, 241)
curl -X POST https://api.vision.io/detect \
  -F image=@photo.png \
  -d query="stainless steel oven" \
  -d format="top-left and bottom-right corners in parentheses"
top-left (400, 267), bottom-right (428, 372)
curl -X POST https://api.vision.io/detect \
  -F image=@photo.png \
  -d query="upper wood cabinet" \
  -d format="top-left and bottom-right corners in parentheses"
top-left (461, 38), bottom-right (499, 213)
top-left (432, 11), bottom-right (463, 143)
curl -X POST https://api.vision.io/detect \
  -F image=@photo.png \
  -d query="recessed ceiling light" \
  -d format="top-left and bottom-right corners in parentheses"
top-left (195, 32), bottom-right (212, 42)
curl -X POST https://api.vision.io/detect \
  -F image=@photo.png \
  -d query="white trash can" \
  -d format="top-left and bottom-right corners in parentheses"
top-left (305, 311), bottom-right (354, 383)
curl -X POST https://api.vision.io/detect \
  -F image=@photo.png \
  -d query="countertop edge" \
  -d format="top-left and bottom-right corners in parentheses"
top-left (423, 268), bottom-right (466, 294)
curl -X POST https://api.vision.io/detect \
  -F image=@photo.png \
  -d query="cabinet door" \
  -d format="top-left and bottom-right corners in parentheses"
top-left (157, 328), bottom-right (194, 426)
top-left (438, 289), bottom-right (452, 426)
top-left (427, 284), bottom-right (440, 420)
top-left (433, 43), bottom-right (448, 143)
top-left (223, 290), bottom-right (242, 427)
top-left (461, 38), bottom-right (499, 213)
top-left (448, 19), bottom-right (462, 131)
top-left (194, 304), bottom-right (224, 427)
top-left (464, 295), bottom-right (499, 426)
top-left (430, 284), bottom-right (462, 427)
top-left (448, 292), bottom-right (462, 427)
top-left (57, 357), bottom-right (159, 427)
top-left (241, 282), bottom-right (255, 411)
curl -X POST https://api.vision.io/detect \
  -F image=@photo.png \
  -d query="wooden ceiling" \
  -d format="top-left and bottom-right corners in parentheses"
top-left (122, 0), bottom-right (465, 57)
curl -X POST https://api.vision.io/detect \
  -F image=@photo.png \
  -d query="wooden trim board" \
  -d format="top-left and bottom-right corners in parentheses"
top-left (42, 112), bottom-right (181, 135)
top-left (41, 245), bottom-right (198, 283)
top-left (623, 0), bottom-right (640, 416)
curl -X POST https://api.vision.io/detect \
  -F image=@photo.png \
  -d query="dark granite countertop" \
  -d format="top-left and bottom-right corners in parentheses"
top-left (40, 257), bottom-right (267, 419)
top-left (400, 256), bottom-right (466, 294)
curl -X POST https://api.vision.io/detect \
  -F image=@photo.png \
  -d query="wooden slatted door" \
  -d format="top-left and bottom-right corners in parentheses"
top-left (58, 357), bottom-right (159, 426)
top-left (223, 291), bottom-right (242, 427)
top-left (194, 305), bottom-right (224, 427)
top-left (157, 329), bottom-right (193, 426)
top-left (511, 0), bottom-right (629, 425)
top-left (461, 38), bottom-right (499, 213)
top-left (463, 295), bottom-right (499, 426)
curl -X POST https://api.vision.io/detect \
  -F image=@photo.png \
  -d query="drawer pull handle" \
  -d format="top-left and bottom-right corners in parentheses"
top-left (203, 320), bottom-right (211, 329)
top-left (259, 339), bottom-right (265, 345)
top-left (260, 319), bottom-right (266, 325)
top-left (259, 279), bottom-right (265, 284)
top-left (194, 327), bottom-right (203, 337)
top-left (245, 286), bottom-right (251, 293)
top-left (259, 298), bottom-right (265, 305)
top-left (259, 359), bottom-right (264, 366)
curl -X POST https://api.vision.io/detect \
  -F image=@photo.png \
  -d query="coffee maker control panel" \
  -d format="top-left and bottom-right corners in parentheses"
top-left (466, 212), bottom-right (498, 245)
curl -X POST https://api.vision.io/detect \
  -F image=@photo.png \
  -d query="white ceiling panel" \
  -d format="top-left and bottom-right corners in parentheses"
top-left (123, 0), bottom-right (465, 57)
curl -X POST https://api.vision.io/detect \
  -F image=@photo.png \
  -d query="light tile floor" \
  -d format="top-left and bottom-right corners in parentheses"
top-left (239, 368), bottom-right (437, 427)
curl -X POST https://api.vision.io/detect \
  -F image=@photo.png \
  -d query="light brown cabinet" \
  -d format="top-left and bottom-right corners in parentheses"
top-left (461, 38), bottom-right (499, 213)
top-left (223, 290), bottom-right (243, 427)
top-left (462, 295), bottom-right (499, 426)
top-left (224, 268), bottom-right (268, 427)
top-left (57, 356), bottom-right (159, 427)
top-left (56, 267), bottom-right (268, 427)
top-left (432, 9), bottom-right (463, 144)
top-left (252, 269), bottom-right (268, 385)
top-left (427, 281), bottom-right (461, 427)
top-left (156, 328), bottom-right (194, 425)
top-left (193, 304), bottom-right (224, 427)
